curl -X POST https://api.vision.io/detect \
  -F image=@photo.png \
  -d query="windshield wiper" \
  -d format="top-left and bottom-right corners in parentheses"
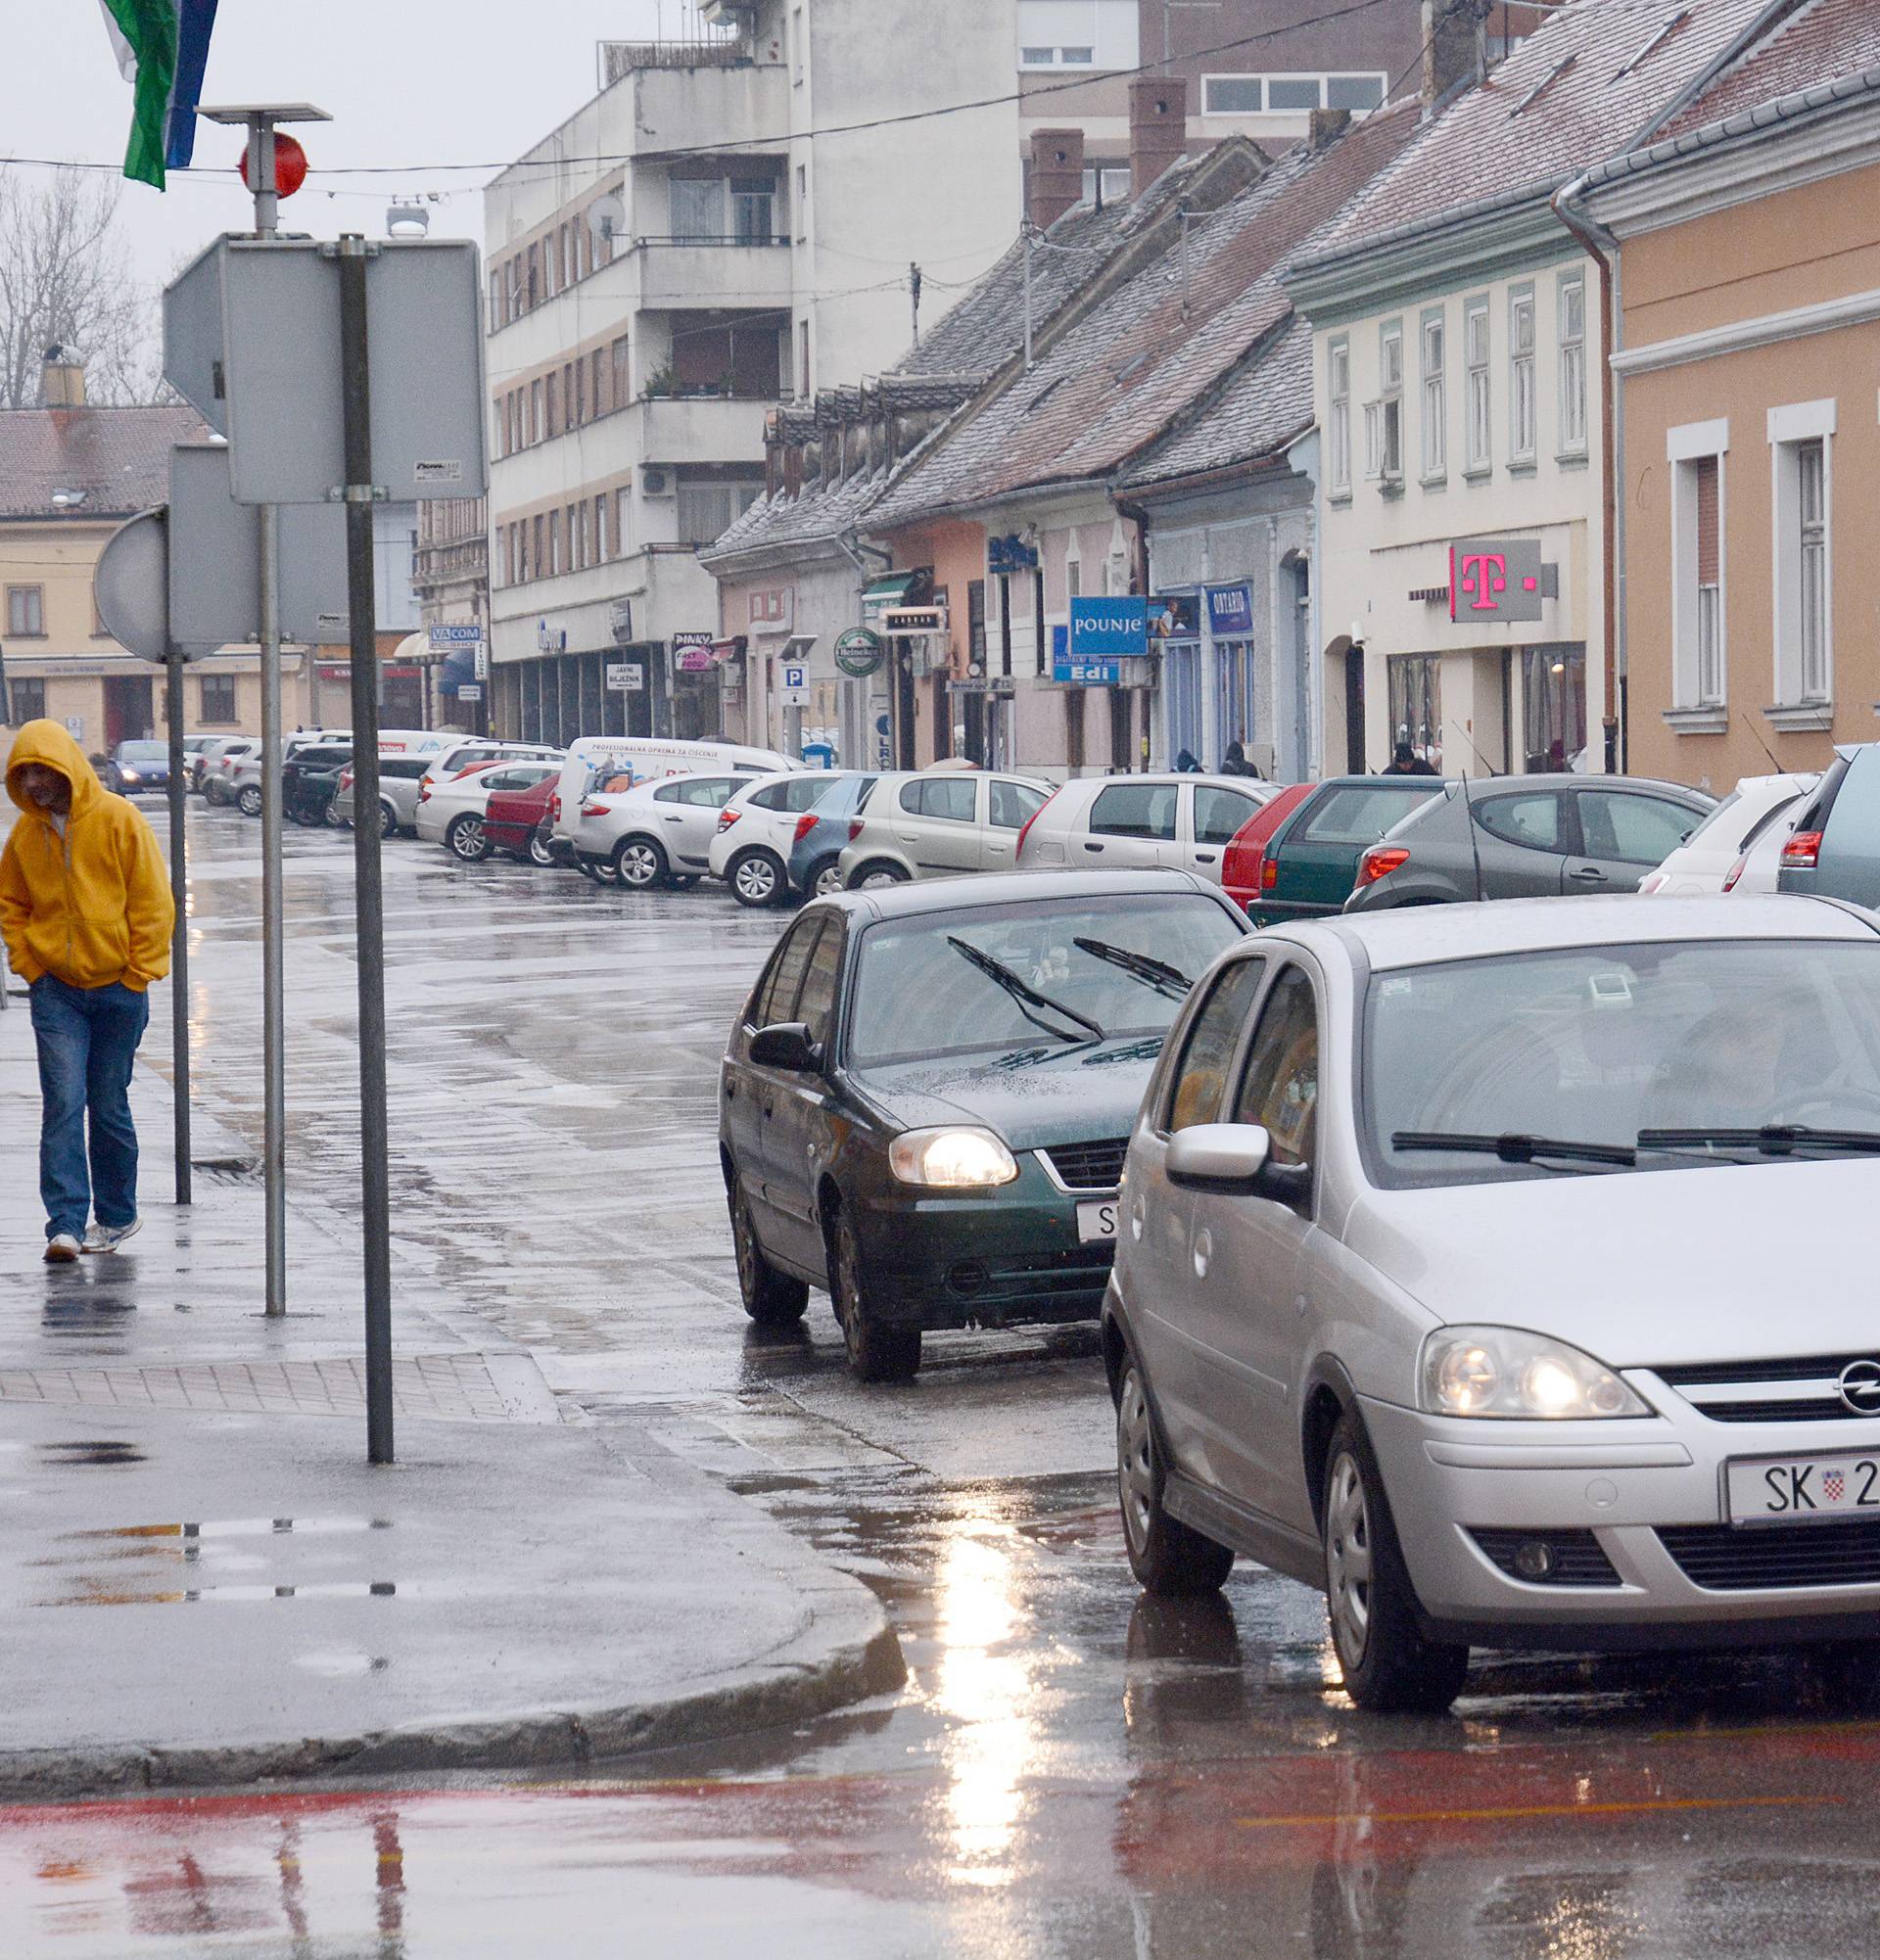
top-left (947, 937), bottom-right (1105, 1044)
top-left (1637, 1123), bottom-right (1880, 1157)
top-left (1390, 1131), bottom-right (1635, 1170)
top-left (1072, 937), bottom-right (1192, 1000)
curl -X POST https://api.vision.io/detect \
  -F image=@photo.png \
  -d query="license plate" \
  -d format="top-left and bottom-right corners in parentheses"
top-left (1076, 1199), bottom-right (1117, 1243)
top-left (1725, 1452), bottom-right (1880, 1526)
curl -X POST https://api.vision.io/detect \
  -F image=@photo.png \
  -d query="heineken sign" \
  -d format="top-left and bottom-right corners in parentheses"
top-left (834, 627), bottom-right (883, 677)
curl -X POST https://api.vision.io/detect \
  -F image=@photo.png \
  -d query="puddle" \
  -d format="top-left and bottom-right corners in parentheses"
top-left (39, 1581), bottom-right (400, 1608)
top-left (36, 1441), bottom-right (146, 1467)
top-left (64, 1517), bottom-right (395, 1542)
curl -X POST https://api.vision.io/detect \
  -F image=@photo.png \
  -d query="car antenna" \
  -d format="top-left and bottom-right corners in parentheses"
top-left (1739, 711), bottom-right (1784, 776)
top-left (1459, 727), bottom-right (1501, 778)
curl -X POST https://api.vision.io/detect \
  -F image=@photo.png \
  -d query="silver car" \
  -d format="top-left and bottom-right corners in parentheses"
top-left (330, 755), bottom-right (433, 836)
top-left (837, 769), bottom-right (1052, 887)
top-left (1014, 772), bottom-right (1276, 885)
top-left (1106, 895), bottom-right (1880, 1711)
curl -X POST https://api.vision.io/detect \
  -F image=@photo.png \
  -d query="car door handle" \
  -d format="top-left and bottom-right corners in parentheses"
top-left (1570, 865), bottom-right (1608, 882)
top-left (1084, 841), bottom-right (1104, 853)
top-left (1193, 851), bottom-right (1217, 864)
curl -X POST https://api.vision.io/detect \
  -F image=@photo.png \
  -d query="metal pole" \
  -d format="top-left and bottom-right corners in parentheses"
top-left (259, 502), bottom-right (286, 1315)
top-left (338, 234), bottom-right (395, 1467)
top-left (1022, 230), bottom-right (1034, 370)
top-left (164, 649), bottom-right (191, 1207)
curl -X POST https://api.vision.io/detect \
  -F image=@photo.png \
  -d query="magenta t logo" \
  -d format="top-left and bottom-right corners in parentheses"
top-left (1448, 539), bottom-right (1545, 623)
top-left (1457, 551), bottom-right (1508, 612)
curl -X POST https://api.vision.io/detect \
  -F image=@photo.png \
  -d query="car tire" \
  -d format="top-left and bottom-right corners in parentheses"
top-left (849, 859), bottom-right (911, 890)
top-left (806, 855), bottom-right (845, 901)
top-left (1116, 1355), bottom-right (1235, 1595)
top-left (1321, 1413), bottom-right (1470, 1714)
top-left (446, 814), bottom-right (491, 863)
top-left (613, 835), bottom-right (668, 890)
top-left (237, 785), bottom-right (263, 817)
top-left (204, 781), bottom-right (228, 807)
top-left (728, 1174), bottom-right (809, 1324)
top-left (728, 849), bottom-right (786, 909)
top-left (528, 830), bottom-right (557, 868)
top-left (378, 801), bottom-right (398, 840)
top-left (829, 1204), bottom-right (921, 1382)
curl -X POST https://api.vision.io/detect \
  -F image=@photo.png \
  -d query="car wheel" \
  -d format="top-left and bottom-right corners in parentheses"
top-left (446, 814), bottom-right (491, 863)
top-left (613, 836), bottom-right (668, 890)
top-left (850, 860), bottom-right (911, 890)
top-left (237, 785), bottom-right (263, 817)
top-left (1116, 1356), bottom-right (1235, 1594)
top-left (1321, 1413), bottom-right (1470, 1714)
top-left (807, 855), bottom-right (845, 901)
top-left (204, 781), bottom-right (227, 807)
top-left (829, 1205), bottom-right (921, 1382)
top-left (728, 849), bottom-right (785, 908)
top-left (728, 1173), bottom-right (809, 1324)
top-left (378, 801), bottom-right (398, 840)
top-left (528, 830), bottom-right (557, 868)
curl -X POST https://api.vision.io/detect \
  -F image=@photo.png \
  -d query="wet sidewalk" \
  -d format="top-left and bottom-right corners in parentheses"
top-left (0, 1004), bottom-right (901, 1797)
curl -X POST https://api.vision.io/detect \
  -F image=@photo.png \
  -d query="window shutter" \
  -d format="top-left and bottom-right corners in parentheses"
top-left (1694, 457), bottom-right (1719, 585)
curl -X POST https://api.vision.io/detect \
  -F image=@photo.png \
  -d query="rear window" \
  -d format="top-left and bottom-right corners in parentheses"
top-left (1091, 782), bottom-right (1176, 841)
top-left (1297, 782), bottom-right (1442, 846)
top-left (380, 758), bottom-right (430, 780)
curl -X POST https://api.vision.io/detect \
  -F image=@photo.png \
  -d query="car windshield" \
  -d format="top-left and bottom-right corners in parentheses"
top-left (118, 742), bottom-right (165, 760)
top-left (1364, 939), bottom-right (1880, 1187)
top-left (847, 894), bottom-right (1243, 1066)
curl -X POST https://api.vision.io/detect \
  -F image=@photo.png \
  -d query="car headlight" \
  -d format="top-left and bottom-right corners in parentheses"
top-left (887, 1127), bottom-right (1019, 1189)
top-left (1419, 1327), bottom-right (1652, 1420)
top-left (119, 769), bottom-right (140, 783)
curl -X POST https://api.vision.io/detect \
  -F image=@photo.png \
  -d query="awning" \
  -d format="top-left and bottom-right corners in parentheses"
top-left (861, 572), bottom-right (918, 616)
top-left (438, 646), bottom-right (479, 694)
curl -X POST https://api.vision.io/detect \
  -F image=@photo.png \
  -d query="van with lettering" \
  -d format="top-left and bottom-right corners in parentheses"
top-left (550, 735), bottom-right (803, 856)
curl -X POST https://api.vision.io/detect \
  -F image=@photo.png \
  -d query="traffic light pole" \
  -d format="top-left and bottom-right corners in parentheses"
top-left (164, 648), bottom-right (192, 1208)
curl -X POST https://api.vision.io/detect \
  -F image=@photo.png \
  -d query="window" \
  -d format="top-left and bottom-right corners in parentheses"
top-left (6, 584), bottom-right (44, 636)
top-left (9, 677), bottom-right (45, 721)
top-left (1509, 288), bottom-right (1536, 463)
top-left (730, 177), bottom-right (776, 244)
top-left (595, 493), bottom-right (610, 562)
top-left (989, 779), bottom-right (1047, 829)
top-left (1090, 782), bottom-right (1176, 840)
top-left (525, 244), bottom-right (540, 309)
top-left (1080, 165), bottom-right (1133, 205)
top-left (530, 380), bottom-right (542, 443)
top-left (611, 336), bottom-right (631, 408)
top-left (1377, 319), bottom-right (1402, 482)
top-left (967, 579), bottom-right (987, 671)
top-left (795, 164), bottom-right (808, 239)
top-left (1386, 654), bottom-right (1440, 770)
top-left (1268, 75), bottom-right (1323, 110)
top-left (591, 349), bottom-right (606, 416)
top-left (794, 916), bottom-right (843, 1050)
top-left (1465, 299), bottom-right (1490, 472)
top-left (1298, 781), bottom-right (1443, 846)
top-left (547, 509), bottom-right (562, 577)
top-left (1328, 337), bottom-right (1351, 496)
top-left (532, 515), bottom-right (544, 581)
top-left (798, 315), bottom-right (810, 397)
top-left (1669, 443), bottom-right (1725, 710)
top-left (544, 369), bottom-right (560, 438)
top-left (1474, 791), bottom-right (1562, 852)
top-left (1327, 73), bottom-right (1386, 110)
top-left (617, 489), bottom-right (632, 558)
top-left (900, 776), bottom-right (975, 821)
top-left (574, 357), bottom-right (586, 426)
top-left (1202, 71), bottom-right (1384, 115)
top-left (1420, 310), bottom-right (1445, 480)
top-left (1769, 405), bottom-right (1834, 710)
top-left (752, 914), bottom-right (820, 1026)
top-left (1022, 45), bottom-right (1056, 64)
top-left (1558, 274), bottom-right (1586, 455)
top-left (671, 178), bottom-right (724, 241)
top-left (1577, 790), bottom-right (1698, 866)
top-left (1799, 439), bottom-right (1827, 700)
top-left (1060, 45), bottom-right (1094, 63)
top-left (1231, 966), bottom-right (1318, 1179)
top-left (1195, 785), bottom-right (1261, 845)
top-left (198, 674), bottom-right (237, 724)
top-left (676, 481), bottom-right (760, 547)
top-left (1167, 956), bottom-right (1266, 1131)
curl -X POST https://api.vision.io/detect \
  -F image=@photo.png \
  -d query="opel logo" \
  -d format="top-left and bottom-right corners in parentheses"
top-left (1837, 1360), bottom-right (1880, 1416)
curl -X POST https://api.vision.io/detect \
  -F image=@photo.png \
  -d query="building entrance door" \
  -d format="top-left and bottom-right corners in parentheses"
top-left (104, 675), bottom-right (153, 748)
top-left (1342, 646), bottom-right (1365, 773)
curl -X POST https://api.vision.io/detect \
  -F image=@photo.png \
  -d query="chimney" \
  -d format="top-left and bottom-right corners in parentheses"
top-left (39, 345), bottom-right (86, 409)
top-left (1028, 127), bottom-right (1086, 232)
top-left (1128, 74), bottom-right (1188, 199)
top-left (1308, 107), bottom-right (1352, 150)
top-left (1422, 0), bottom-right (1483, 111)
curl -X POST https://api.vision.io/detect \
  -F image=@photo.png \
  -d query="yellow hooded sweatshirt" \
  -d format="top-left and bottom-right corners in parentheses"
top-left (0, 719), bottom-right (175, 992)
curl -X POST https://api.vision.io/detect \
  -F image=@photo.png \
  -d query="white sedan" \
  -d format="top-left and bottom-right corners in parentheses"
top-left (417, 759), bottom-right (561, 861)
top-left (1639, 772), bottom-right (1815, 896)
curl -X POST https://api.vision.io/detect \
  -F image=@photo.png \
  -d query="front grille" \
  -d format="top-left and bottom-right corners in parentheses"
top-left (1653, 1353), bottom-right (1880, 1424)
top-left (1469, 1527), bottom-right (1622, 1588)
top-left (1659, 1519), bottom-right (1880, 1591)
top-left (1037, 1138), bottom-right (1129, 1190)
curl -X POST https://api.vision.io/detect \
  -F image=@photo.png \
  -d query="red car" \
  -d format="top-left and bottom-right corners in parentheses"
top-left (482, 773), bottom-right (565, 866)
top-left (1219, 781), bottom-right (1314, 912)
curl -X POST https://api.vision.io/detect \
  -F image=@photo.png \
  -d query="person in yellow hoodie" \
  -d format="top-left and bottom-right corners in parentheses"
top-left (1, 720), bottom-right (175, 1264)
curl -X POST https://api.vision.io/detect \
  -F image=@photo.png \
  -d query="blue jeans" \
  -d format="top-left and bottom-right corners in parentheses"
top-left (29, 976), bottom-right (150, 1241)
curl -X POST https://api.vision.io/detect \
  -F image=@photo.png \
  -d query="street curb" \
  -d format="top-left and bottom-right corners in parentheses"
top-left (0, 1563), bottom-right (904, 1800)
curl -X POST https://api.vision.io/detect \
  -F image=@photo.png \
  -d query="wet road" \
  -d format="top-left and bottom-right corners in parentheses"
top-left (9, 805), bottom-right (1880, 1959)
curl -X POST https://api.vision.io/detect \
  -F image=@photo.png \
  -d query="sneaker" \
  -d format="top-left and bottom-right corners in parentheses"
top-left (43, 1234), bottom-right (80, 1264)
top-left (81, 1219), bottom-right (142, 1254)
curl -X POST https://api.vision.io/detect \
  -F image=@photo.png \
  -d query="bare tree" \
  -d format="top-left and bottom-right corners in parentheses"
top-left (0, 168), bottom-right (165, 408)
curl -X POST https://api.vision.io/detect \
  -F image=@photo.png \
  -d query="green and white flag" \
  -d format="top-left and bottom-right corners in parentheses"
top-left (98, 0), bottom-right (221, 191)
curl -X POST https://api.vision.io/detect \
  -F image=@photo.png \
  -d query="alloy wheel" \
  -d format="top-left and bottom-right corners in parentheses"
top-left (449, 816), bottom-right (487, 862)
top-left (529, 832), bottom-right (556, 867)
top-left (1117, 1369), bottom-right (1156, 1559)
top-left (617, 841), bottom-right (662, 889)
top-left (1324, 1450), bottom-right (1374, 1668)
top-left (379, 803), bottom-right (397, 839)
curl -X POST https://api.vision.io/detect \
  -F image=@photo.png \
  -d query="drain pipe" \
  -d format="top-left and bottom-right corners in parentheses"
top-left (1552, 186), bottom-right (1623, 775)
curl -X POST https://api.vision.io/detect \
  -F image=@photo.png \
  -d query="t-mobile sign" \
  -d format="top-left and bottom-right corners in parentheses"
top-left (1449, 538), bottom-right (1544, 624)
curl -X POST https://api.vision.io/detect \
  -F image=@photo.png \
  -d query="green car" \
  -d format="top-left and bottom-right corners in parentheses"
top-left (1243, 774), bottom-right (1453, 925)
top-left (718, 869), bottom-right (1248, 1381)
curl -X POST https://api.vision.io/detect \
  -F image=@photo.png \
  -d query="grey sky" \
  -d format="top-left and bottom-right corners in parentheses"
top-left (7, 0), bottom-right (668, 294)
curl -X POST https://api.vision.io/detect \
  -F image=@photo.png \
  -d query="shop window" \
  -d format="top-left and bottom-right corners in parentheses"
top-left (1386, 653), bottom-right (1440, 770)
top-left (199, 673), bottom-right (238, 724)
top-left (1522, 646), bottom-right (1586, 770)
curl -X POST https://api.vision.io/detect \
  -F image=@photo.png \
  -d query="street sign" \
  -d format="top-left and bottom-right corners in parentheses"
top-left (834, 628), bottom-right (883, 677)
top-left (164, 236), bottom-right (488, 505)
top-left (1069, 596), bottom-right (1147, 661)
top-left (92, 509), bottom-right (175, 663)
top-left (780, 658), bottom-right (810, 707)
top-left (1449, 537), bottom-right (1544, 624)
top-left (455, 683), bottom-right (483, 703)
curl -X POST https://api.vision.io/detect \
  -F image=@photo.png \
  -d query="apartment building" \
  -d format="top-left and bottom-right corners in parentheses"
top-left (483, 1), bottom-right (1021, 745)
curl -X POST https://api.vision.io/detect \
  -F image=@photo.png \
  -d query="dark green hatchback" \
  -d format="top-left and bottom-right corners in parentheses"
top-left (718, 869), bottom-right (1248, 1380)
top-left (1242, 774), bottom-right (1454, 925)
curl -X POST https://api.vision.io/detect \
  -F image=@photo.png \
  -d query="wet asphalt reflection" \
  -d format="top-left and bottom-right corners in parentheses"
top-left (8, 806), bottom-right (1880, 1958)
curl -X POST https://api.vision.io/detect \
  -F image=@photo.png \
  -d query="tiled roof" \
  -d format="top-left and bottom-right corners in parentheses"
top-left (0, 404), bottom-right (211, 521)
top-left (870, 103), bottom-right (1419, 529)
top-left (1293, 0), bottom-right (1785, 268)
top-left (1115, 314), bottom-right (1314, 490)
top-left (702, 461), bottom-right (891, 563)
top-left (1660, 0), bottom-right (1880, 132)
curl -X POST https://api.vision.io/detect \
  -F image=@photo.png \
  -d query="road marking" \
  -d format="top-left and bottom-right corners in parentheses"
top-left (1235, 1794), bottom-right (1838, 1828)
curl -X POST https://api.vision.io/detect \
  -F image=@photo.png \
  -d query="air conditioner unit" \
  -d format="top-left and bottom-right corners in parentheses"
top-left (640, 465), bottom-right (673, 496)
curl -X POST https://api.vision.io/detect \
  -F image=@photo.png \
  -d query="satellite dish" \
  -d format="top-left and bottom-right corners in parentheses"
top-left (588, 194), bottom-right (627, 246)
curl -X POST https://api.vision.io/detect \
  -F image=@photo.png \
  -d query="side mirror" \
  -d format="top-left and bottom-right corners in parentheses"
top-left (1165, 1123), bottom-right (1273, 1190)
top-left (749, 1021), bottom-right (820, 1072)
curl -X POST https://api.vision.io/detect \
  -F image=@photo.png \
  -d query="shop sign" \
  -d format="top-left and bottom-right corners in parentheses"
top-left (1051, 624), bottom-right (1118, 687)
top-left (606, 662), bottom-right (645, 692)
top-left (673, 630), bottom-right (716, 674)
top-left (1068, 596), bottom-right (1147, 661)
top-left (1148, 594), bottom-right (1199, 640)
top-left (986, 533), bottom-right (1039, 577)
top-left (882, 605), bottom-right (947, 637)
top-left (427, 623), bottom-right (483, 647)
top-left (456, 683), bottom-right (483, 703)
top-left (1449, 538), bottom-right (1544, 624)
top-left (1205, 583), bottom-right (1253, 635)
top-left (834, 627), bottom-right (884, 677)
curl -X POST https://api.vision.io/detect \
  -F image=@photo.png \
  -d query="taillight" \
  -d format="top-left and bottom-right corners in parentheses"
top-left (848, 817), bottom-right (865, 842)
top-left (1358, 845), bottom-right (1409, 885)
top-left (1721, 854), bottom-right (1749, 893)
top-left (581, 798), bottom-right (608, 817)
top-left (1781, 829), bottom-right (1823, 870)
top-left (792, 812), bottom-right (819, 844)
top-left (718, 807), bottom-right (742, 830)
top-left (1014, 786), bottom-right (1058, 860)
top-left (549, 794), bottom-right (561, 821)
top-left (418, 783), bottom-right (431, 803)
top-left (339, 769), bottom-right (353, 789)
top-left (1260, 856), bottom-right (1279, 892)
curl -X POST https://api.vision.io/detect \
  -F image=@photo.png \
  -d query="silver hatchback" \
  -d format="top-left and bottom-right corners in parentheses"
top-left (1105, 896), bottom-right (1880, 1710)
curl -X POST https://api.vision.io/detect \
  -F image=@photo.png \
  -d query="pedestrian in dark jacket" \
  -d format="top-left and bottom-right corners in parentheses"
top-left (1173, 749), bottom-right (1202, 773)
top-left (1220, 740), bottom-right (1262, 779)
top-left (1383, 741), bottom-right (1437, 777)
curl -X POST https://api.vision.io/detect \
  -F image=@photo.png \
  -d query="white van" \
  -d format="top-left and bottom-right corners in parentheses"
top-left (551, 735), bottom-right (802, 848)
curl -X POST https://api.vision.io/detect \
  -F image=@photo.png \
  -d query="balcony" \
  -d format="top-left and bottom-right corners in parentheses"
top-left (634, 394), bottom-right (773, 465)
top-left (628, 63), bottom-right (788, 162)
top-left (635, 237), bottom-right (791, 313)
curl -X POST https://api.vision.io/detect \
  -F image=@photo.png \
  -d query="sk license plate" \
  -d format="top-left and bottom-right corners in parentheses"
top-left (1076, 1200), bottom-right (1118, 1244)
top-left (1726, 1452), bottom-right (1880, 1526)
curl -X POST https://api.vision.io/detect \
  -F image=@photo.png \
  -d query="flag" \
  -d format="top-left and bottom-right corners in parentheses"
top-left (97, 0), bottom-right (221, 190)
